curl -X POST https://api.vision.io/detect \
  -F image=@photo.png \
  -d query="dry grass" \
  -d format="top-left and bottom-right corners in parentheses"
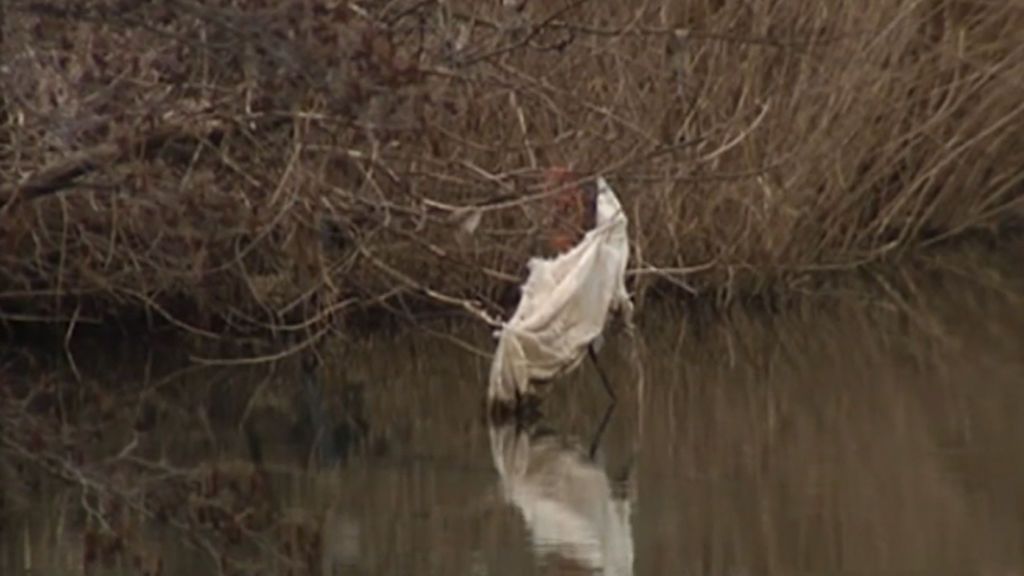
top-left (1, 0), bottom-right (1022, 342)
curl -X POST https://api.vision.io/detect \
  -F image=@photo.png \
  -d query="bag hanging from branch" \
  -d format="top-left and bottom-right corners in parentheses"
top-left (488, 177), bottom-right (633, 405)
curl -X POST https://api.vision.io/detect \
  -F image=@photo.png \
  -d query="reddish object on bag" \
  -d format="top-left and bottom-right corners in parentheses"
top-left (542, 166), bottom-right (597, 254)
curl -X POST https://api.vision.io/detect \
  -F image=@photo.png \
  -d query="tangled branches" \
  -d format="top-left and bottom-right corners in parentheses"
top-left (1, 0), bottom-right (1022, 347)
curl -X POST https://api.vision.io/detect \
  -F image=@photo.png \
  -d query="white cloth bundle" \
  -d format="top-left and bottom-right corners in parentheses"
top-left (488, 177), bottom-right (633, 405)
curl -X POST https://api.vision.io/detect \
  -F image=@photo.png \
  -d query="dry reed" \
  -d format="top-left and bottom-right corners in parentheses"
top-left (1, 0), bottom-right (1022, 342)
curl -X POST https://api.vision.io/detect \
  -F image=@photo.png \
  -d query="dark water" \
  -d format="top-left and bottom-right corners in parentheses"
top-left (3, 247), bottom-right (1024, 575)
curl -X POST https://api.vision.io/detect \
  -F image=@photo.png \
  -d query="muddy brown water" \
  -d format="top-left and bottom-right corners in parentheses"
top-left (2, 248), bottom-right (1024, 575)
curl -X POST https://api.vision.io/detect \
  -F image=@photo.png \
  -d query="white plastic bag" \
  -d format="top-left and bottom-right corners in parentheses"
top-left (488, 177), bottom-right (633, 405)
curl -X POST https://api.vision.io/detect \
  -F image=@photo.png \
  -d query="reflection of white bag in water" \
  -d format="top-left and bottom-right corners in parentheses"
top-left (489, 424), bottom-right (634, 575)
top-left (488, 177), bottom-right (633, 405)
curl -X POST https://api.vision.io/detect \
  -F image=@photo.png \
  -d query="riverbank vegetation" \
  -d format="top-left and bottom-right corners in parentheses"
top-left (2, 0), bottom-right (1022, 346)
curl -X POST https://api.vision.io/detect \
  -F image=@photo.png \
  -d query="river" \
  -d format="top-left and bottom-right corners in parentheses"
top-left (2, 243), bottom-right (1023, 575)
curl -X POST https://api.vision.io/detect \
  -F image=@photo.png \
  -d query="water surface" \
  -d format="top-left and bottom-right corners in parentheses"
top-left (2, 248), bottom-right (1024, 575)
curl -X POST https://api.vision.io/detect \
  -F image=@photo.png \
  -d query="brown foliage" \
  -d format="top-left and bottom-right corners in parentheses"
top-left (1, 0), bottom-right (1022, 341)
